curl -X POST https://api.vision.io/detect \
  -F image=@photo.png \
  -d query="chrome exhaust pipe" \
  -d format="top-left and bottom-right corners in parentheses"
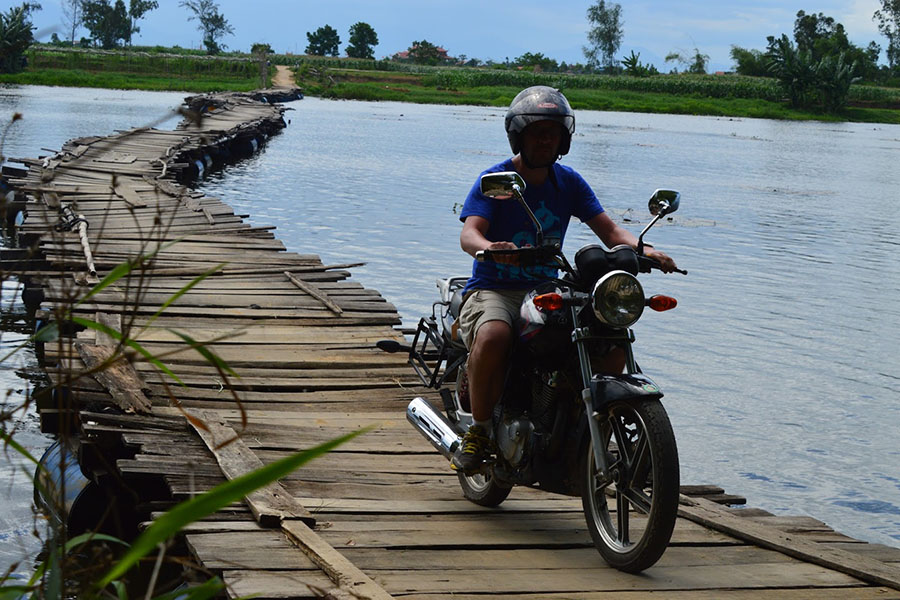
top-left (407, 397), bottom-right (462, 461)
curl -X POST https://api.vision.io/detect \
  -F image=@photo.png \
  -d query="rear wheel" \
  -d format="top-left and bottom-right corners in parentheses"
top-left (581, 399), bottom-right (679, 573)
top-left (458, 471), bottom-right (512, 507)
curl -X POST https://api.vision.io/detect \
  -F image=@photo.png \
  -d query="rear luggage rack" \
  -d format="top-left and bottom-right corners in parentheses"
top-left (409, 315), bottom-right (466, 389)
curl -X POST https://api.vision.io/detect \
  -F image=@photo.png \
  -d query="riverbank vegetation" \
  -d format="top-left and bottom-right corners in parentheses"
top-left (0, 45), bottom-right (268, 91)
top-left (2, 43), bottom-right (899, 123)
top-left (2, 1), bottom-right (900, 121)
top-left (291, 56), bottom-right (900, 124)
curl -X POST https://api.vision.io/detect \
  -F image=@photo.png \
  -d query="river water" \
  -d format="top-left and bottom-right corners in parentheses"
top-left (1, 86), bottom-right (899, 574)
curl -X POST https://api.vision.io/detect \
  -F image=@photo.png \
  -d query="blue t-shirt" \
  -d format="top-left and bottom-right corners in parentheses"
top-left (460, 158), bottom-right (604, 292)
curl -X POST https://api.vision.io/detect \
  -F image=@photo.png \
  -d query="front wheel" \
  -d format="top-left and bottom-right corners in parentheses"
top-left (457, 471), bottom-right (512, 507)
top-left (581, 399), bottom-right (679, 573)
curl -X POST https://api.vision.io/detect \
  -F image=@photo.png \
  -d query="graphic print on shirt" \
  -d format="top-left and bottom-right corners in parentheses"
top-left (495, 198), bottom-right (561, 282)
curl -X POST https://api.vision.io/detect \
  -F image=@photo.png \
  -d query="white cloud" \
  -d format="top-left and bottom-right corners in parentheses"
top-left (841, 0), bottom-right (883, 40)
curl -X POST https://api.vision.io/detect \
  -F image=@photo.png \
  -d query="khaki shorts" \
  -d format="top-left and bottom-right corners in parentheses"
top-left (458, 288), bottom-right (529, 350)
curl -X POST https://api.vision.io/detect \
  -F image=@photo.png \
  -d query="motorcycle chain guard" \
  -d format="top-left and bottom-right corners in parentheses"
top-left (409, 316), bottom-right (467, 389)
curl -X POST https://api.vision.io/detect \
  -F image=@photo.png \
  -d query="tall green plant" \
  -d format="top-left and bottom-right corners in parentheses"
top-left (817, 52), bottom-right (857, 112)
top-left (767, 34), bottom-right (818, 108)
top-left (621, 50), bottom-right (657, 77)
top-left (0, 3), bottom-right (38, 73)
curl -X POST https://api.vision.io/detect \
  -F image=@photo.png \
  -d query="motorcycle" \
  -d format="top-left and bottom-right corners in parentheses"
top-left (380, 171), bottom-right (686, 573)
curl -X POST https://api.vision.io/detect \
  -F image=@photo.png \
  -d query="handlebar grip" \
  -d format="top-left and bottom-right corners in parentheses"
top-left (639, 254), bottom-right (688, 275)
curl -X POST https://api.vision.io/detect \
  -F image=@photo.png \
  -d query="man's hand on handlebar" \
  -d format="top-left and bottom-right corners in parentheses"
top-left (644, 247), bottom-right (681, 274)
top-left (483, 241), bottom-right (520, 264)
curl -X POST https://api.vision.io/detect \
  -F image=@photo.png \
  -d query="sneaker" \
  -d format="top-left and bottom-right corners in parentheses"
top-left (451, 424), bottom-right (491, 473)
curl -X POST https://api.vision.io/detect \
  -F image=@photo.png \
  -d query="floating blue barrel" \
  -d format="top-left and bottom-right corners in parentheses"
top-left (34, 440), bottom-right (91, 531)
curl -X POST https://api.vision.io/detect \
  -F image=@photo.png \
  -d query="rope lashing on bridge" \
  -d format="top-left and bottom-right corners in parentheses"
top-left (55, 205), bottom-right (97, 279)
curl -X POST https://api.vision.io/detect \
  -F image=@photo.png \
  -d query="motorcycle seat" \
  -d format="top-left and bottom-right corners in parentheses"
top-left (443, 290), bottom-right (468, 350)
top-left (449, 288), bottom-right (466, 320)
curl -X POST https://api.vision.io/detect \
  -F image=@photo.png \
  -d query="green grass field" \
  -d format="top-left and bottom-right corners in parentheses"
top-left (0, 68), bottom-right (261, 92)
top-left (1, 47), bottom-right (267, 92)
top-left (295, 60), bottom-right (900, 124)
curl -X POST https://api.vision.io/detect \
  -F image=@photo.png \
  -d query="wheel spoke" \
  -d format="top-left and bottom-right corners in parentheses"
top-left (621, 485), bottom-right (652, 514)
top-left (629, 433), bottom-right (651, 489)
top-left (609, 412), bottom-right (634, 465)
top-left (593, 471), bottom-right (613, 491)
top-left (616, 490), bottom-right (630, 544)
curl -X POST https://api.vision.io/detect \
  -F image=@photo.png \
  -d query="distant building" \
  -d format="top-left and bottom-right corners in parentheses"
top-left (392, 43), bottom-right (451, 63)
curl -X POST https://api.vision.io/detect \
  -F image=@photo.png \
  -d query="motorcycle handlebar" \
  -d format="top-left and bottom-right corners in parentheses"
top-left (475, 244), bottom-right (561, 266)
top-left (476, 245), bottom-right (687, 275)
top-left (638, 254), bottom-right (688, 275)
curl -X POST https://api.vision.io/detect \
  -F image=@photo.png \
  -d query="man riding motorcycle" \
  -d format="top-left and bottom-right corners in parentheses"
top-left (451, 85), bottom-right (679, 473)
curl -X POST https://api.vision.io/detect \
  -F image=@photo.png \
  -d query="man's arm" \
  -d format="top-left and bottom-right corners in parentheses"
top-left (585, 212), bottom-right (679, 273)
top-left (461, 216), bottom-right (518, 263)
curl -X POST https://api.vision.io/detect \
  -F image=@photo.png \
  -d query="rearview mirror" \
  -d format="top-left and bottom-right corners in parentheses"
top-left (480, 171), bottom-right (526, 200)
top-left (479, 171), bottom-right (544, 245)
top-left (648, 189), bottom-right (680, 217)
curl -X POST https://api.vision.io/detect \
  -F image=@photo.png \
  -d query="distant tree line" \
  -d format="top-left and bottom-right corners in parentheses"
top-left (305, 22), bottom-right (378, 59)
top-left (37, 0), bottom-right (234, 55)
top-left (729, 9), bottom-right (898, 112)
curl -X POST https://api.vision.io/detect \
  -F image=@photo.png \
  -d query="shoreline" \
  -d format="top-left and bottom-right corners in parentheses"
top-left (3, 68), bottom-right (900, 126)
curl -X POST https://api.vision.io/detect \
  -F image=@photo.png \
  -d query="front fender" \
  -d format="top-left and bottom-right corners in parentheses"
top-left (590, 373), bottom-right (663, 413)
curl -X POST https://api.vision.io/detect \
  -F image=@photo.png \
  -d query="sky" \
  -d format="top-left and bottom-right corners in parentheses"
top-left (28, 0), bottom-right (889, 73)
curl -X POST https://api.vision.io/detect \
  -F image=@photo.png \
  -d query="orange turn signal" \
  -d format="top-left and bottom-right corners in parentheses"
top-left (533, 293), bottom-right (564, 311)
top-left (648, 295), bottom-right (677, 311)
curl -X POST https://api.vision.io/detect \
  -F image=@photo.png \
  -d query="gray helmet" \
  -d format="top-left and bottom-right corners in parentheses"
top-left (505, 86), bottom-right (575, 156)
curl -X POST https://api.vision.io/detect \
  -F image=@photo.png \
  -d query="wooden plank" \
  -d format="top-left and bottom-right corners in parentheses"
top-left (281, 519), bottom-right (393, 600)
top-left (93, 152), bottom-right (137, 164)
top-left (111, 178), bottom-right (147, 208)
top-left (178, 497), bottom-right (583, 518)
top-left (187, 409), bottom-right (315, 527)
top-left (679, 495), bottom-right (900, 590)
top-left (224, 563), bottom-right (862, 597)
top-left (75, 342), bottom-right (152, 414)
top-left (188, 533), bottom-right (789, 573)
top-left (386, 589), bottom-right (898, 600)
top-left (184, 531), bottom-right (318, 570)
top-left (284, 271), bottom-right (343, 315)
top-left (310, 514), bottom-right (738, 550)
top-left (94, 311), bottom-right (121, 347)
top-left (338, 545), bottom-right (795, 570)
top-left (828, 542), bottom-right (900, 563)
top-left (223, 569), bottom-right (337, 600)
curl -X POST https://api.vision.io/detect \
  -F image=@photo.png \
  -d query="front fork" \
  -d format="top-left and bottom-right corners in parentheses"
top-left (571, 306), bottom-right (637, 480)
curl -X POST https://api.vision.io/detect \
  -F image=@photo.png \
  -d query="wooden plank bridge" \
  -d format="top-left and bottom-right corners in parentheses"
top-left (3, 89), bottom-right (900, 599)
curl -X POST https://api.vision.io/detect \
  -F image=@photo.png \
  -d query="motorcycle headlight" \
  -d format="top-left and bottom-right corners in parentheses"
top-left (591, 271), bottom-right (645, 328)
